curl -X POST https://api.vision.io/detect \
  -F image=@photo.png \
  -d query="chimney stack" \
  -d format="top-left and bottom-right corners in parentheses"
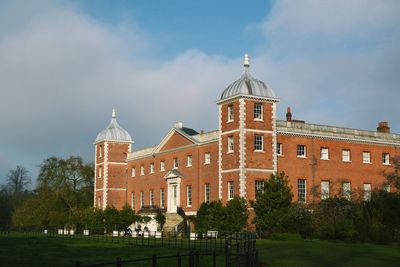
top-left (174, 121), bottom-right (183, 129)
top-left (377, 121), bottom-right (390, 133)
top-left (286, 107), bottom-right (292, 121)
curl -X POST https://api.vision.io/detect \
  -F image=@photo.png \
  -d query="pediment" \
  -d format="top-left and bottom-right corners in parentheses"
top-left (164, 169), bottom-right (183, 180)
top-left (155, 128), bottom-right (197, 153)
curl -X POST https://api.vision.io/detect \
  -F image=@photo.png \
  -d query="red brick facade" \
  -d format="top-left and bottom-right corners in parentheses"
top-left (94, 64), bottom-right (400, 214)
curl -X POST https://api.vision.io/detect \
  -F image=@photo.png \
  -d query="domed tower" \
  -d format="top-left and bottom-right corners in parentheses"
top-left (217, 54), bottom-right (279, 203)
top-left (94, 108), bottom-right (133, 209)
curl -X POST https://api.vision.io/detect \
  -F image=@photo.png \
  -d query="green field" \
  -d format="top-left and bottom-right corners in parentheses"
top-left (0, 233), bottom-right (399, 267)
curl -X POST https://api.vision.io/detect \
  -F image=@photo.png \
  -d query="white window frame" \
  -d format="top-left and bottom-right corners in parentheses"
top-left (204, 183), bottom-right (210, 204)
top-left (140, 165), bottom-right (145, 175)
top-left (342, 182), bottom-right (351, 200)
top-left (321, 181), bottom-right (330, 200)
top-left (150, 163), bottom-right (155, 174)
top-left (131, 167), bottom-right (135, 177)
top-left (297, 145), bottom-right (306, 158)
top-left (298, 179), bottom-right (306, 203)
top-left (255, 180), bottom-right (264, 194)
top-left (227, 136), bottom-right (234, 153)
top-left (173, 158), bottom-right (179, 169)
top-left (98, 166), bottom-right (102, 178)
top-left (187, 155), bottom-right (192, 167)
top-left (97, 196), bottom-right (102, 208)
top-left (98, 145), bottom-right (103, 158)
top-left (227, 104), bottom-right (234, 122)
top-left (320, 147), bottom-right (329, 160)
top-left (254, 103), bottom-right (263, 120)
top-left (254, 135), bottom-right (263, 152)
top-left (277, 143), bottom-right (282, 156)
top-left (362, 151), bottom-right (371, 164)
top-left (160, 161), bottom-right (165, 172)
top-left (228, 181), bottom-right (234, 200)
top-left (160, 188), bottom-right (165, 208)
top-left (187, 185), bottom-right (192, 207)
top-left (204, 152), bottom-right (211, 165)
top-left (382, 153), bottom-right (390, 165)
top-left (363, 183), bottom-right (371, 201)
top-left (342, 149), bottom-right (351, 162)
top-left (150, 190), bottom-right (154, 207)
top-left (140, 191), bottom-right (144, 208)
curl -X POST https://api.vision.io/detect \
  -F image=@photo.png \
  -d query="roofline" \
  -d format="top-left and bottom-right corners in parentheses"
top-left (93, 139), bottom-right (134, 145)
top-left (216, 94), bottom-right (279, 105)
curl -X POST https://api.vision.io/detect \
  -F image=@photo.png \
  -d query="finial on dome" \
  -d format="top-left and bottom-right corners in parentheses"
top-left (112, 108), bottom-right (116, 118)
top-left (244, 53), bottom-right (250, 68)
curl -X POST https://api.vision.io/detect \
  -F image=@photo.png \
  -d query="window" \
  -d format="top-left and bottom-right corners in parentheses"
top-left (131, 167), bottom-right (135, 177)
top-left (383, 184), bottom-right (390, 192)
top-left (363, 152), bottom-right (371, 163)
top-left (204, 152), bottom-right (211, 164)
top-left (98, 166), bottom-right (102, 178)
top-left (228, 181), bottom-right (234, 200)
top-left (173, 158), bottom-right (179, 169)
top-left (187, 155), bottom-right (192, 167)
top-left (131, 192), bottom-right (135, 209)
top-left (160, 161), bottom-right (165, 171)
top-left (187, 185), bottom-right (192, 207)
top-left (382, 153), bottom-right (390, 165)
top-left (140, 165), bottom-right (145, 175)
top-left (255, 180), bottom-right (264, 195)
top-left (321, 181), bottom-right (330, 200)
top-left (297, 145), bottom-right (306, 158)
top-left (204, 183), bottom-right (210, 204)
top-left (150, 163), bottom-right (155, 174)
top-left (254, 135), bottom-right (263, 151)
top-left (277, 143), bottom-right (282, 156)
top-left (342, 149), bottom-right (351, 162)
top-left (140, 191), bottom-right (144, 208)
top-left (320, 147), bottom-right (329, 160)
top-left (227, 104), bottom-right (234, 122)
top-left (228, 136), bottom-right (234, 153)
top-left (150, 190), bottom-right (154, 207)
top-left (342, 182), bottom-right (351, 200)
top-left (254, 103), bottom-right (263, 120)
top-left (298, 179), bottom-right (306, 202)
top-left (160, 189), bottom-right (165, 208)
top-left (363, 183), bottom-right (371, 201)
top-left (98, 145), bottom-right (103, 158)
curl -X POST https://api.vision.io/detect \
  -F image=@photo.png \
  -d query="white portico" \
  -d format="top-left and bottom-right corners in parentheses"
top-left (164, 169), bottom-right (182, 213)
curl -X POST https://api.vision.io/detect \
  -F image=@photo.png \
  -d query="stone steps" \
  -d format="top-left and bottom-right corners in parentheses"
top-left (163, 213), bottom-right (183, 233)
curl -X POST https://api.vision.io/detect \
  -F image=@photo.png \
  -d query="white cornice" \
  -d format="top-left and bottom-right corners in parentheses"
top-left (216, 94), bottom-right (279, 105)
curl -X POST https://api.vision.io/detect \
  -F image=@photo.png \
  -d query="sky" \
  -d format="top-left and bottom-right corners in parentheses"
top-left (1, 0), bottom-right (399, 186)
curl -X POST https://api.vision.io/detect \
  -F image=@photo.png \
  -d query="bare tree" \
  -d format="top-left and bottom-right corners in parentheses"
top-left (6, 166), bottom-right (31, 194)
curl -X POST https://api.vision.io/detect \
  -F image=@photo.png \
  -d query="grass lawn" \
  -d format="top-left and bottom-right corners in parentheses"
top-left (257, 235), bottom-right (400, 267)
top-left (1, 233), bottom-right (399, 267)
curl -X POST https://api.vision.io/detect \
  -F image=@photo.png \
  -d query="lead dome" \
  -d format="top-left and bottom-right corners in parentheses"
top-left (220, 54), bottom-right (276, 100)
top-left (95, 108), bottom-right (133, 144)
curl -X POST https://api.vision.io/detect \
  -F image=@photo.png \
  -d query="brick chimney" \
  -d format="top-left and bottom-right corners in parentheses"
top-left (377, 121), bottom-right (390, 133)
top-left (286, 107), bottom-right (292, 121)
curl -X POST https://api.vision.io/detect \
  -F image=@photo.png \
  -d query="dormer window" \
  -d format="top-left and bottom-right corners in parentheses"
top-left (227, 105), bottom-right (234, 122)
top-left (254, 103), bottom-right (263, 120)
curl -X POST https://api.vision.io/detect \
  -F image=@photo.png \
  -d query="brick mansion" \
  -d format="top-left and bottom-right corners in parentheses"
top-left (94, 54), bottom-right (400, 214)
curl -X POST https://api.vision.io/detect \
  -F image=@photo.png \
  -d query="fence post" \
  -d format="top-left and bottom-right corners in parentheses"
top-left (177, 252), bottom-right (182, 267)
top-left (195, 250), bottom-right (199, 267)
top-left (189, 250), bottom-right (194, 267)
top-left (116, 257), bottom-right (122, 267)
top-left (213, 251), bottom-right (216, 267)
top-left (152, 254), bottom-right (157, 267)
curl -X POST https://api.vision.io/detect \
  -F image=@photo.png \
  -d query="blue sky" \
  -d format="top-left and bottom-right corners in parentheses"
top-left (0, 0), bottom-right (399, 186)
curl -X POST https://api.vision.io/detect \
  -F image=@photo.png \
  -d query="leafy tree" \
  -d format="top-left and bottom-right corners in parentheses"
top-left (284, 203), bottom-right (313, 239)
top-left (119, 204), bottom-right (137, 229)
top-left (250, 172), bottom-right (293, 236)
top-left (103, 206), bottom-right (120, 231)
top-left (224, 197), bottom-right (248, 233)
top-left (155, 210), bottom-right (166, 230)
